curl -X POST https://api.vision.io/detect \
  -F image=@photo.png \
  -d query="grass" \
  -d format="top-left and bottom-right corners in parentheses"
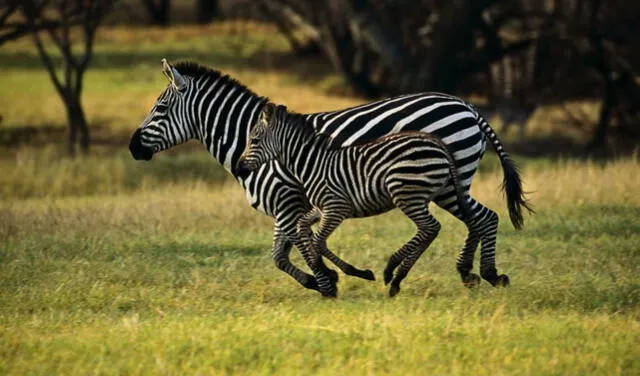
top-left (1, 24), bottom-right (639, 375)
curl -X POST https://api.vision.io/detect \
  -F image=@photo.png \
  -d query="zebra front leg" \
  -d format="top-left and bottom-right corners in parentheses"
top-left (272, 224), bottom-right (319, 291)
top-left (295, 208), bottom-right (339, 283)
top-left (387, 204), bottom-right (441, 297)
top-left (297, 209), bottom-right (338, 297)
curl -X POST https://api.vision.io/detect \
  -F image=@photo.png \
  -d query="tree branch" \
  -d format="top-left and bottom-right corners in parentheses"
top-left (20, 1), bottom-right (66, 99)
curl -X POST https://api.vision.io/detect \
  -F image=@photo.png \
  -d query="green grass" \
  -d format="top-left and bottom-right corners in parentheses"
top-left (1, 153), bottom-right (639, 375)
top-left (1, 24), bottom-right (639, 375)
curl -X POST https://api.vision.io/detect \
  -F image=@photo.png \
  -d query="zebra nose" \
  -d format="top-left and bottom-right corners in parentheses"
top-left (129, 128), bottom-right (153, 161)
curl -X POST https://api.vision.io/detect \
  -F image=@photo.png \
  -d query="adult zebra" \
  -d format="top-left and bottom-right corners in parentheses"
top-left (129, 59), bottom-right (532, 293)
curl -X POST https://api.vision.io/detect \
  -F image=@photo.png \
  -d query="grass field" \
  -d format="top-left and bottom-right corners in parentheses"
top-left (1, 24), bottom-right (639, 375)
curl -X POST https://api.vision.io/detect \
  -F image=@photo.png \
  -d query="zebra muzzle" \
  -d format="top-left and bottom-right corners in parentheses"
top-left (235, 157), bottom-right (254, 179)
top-left (129, 128), bottom-right (154, 161)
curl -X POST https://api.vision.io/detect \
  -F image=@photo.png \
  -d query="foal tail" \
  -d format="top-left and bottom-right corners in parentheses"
top-left (429, 136), bottom-right (473, 224)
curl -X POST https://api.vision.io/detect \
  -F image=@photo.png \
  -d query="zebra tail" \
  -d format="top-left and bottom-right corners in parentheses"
top-left (446, 150), bottom-right (473, 225)
top-left (475, 112), bottom-right (534, 230)
top-left (431, 136), bottom-right (473, 225)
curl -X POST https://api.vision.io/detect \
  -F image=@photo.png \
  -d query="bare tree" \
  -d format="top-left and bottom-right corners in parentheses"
top-left (16, 0), bottom-right (117, 156)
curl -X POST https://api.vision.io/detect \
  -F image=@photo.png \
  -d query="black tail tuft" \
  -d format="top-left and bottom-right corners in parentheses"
top-left (471, 107), bottom-right (534, 229)
top-left (501, 156), bottom-right (534, 230)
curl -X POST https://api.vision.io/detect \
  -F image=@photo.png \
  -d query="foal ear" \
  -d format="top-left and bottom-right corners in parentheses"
top-left (260, 103), bottom-right (278, 127)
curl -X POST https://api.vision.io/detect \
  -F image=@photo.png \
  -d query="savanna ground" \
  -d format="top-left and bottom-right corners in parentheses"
top-left (1, 24), bottom-right (639, 375)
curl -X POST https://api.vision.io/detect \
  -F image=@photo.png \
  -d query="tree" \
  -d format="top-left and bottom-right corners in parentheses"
top-left (196, 0), bottom-right (218, 24)
top-left (15, 0), bottom-right (117, 156)
top-left (263, 0), bottom-right (639, 150)
top-left (141, 0), bottom-right (170, 26)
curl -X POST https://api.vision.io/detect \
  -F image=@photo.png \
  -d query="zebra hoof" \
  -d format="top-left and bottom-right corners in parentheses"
top-left (320, 288), bottom-right (338, 298)
top-left (361, 269), bottom-right (376, 281)
top-left (327, 268), bottom-right (340, 283)
top-left (494, 274), bottom-right (510, 287)
top-left (301, 276), bottom-right (319, 291)
top-left (383, 268), bottom-right (394, 285)
top-left (389, 284), bottom-right (401, 297)
top-left (463, 273), bottom-right (481, 288)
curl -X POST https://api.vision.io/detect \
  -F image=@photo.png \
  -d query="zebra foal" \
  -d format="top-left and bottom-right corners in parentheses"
top-left (237, 103), bottom-right (478, 297)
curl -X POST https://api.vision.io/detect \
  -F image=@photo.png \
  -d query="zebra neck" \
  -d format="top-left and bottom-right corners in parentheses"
top-left (191, 76), bottom-right (266, 174)
top-left (281, 121), bottom-right (332, 186)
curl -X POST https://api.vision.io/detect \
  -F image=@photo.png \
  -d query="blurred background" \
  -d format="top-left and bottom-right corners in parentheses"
top-left (1, 0), bottom-right (639, 162)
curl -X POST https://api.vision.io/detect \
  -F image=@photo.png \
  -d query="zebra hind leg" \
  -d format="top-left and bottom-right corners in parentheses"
top-left (435, 190), bottom-right (509, 288)
top-left (386, 200), bottom-right (441, 297)
top-left (316, 238), bottom-right (376, 281)
top-left (476, 207), bottom-right (510, 286)
top-left (300, 207), bottom-right (375, 282)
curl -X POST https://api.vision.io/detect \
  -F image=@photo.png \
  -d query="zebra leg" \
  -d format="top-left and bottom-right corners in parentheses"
top-left (306, 213), bottom-right (375, 281)
top-left (297, 209), bottom-right (339, 297)
top-left (295, 208), bottom-right (339, 283)
top-left (387, 204), bottom-right (441, 297)
top-left (272, 224), bottom-right (319, 291)
top-left (320, 245), bottom-right (376, 281)
top-left (434, 189), bottom-right (509, 288)
top-left (474, 207), bottom-right (510, 287)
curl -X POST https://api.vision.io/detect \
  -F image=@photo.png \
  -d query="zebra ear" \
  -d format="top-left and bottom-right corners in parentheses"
top-left (260, 103), bottom-right (277, 127)
top-left (161, 58), bottom-right (187, 90)
top-left (162, 58), bottom-right (174, 83)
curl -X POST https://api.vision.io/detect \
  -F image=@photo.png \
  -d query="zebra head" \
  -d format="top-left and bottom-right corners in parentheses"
top-left (236, 103), bottom-right (285, 178)
top-left (129, 59), bottom-right (196, 161)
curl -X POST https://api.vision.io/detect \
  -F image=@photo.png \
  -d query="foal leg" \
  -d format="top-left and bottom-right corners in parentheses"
top-left (306, 212), bottom-right (375, 281)
top-left (296, 209), bottom-right (339, 297)
top-left (272, 223), bottom-right (318, 291)
top-left (298, 205), bottom-right (350, 297)
top-left (386, 201), bottom-right (441, 297)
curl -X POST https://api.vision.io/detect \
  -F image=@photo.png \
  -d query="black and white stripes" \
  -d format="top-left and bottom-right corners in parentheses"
top-left (238, 103), bottom-right (477, 296)
top-left (129, 60), bottom-right (531, 294)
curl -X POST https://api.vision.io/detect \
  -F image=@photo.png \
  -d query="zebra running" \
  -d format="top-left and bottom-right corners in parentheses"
top-left (129, 59), bottom-right (531, 294)
top-left (237, 103), bottom-right (475, 297)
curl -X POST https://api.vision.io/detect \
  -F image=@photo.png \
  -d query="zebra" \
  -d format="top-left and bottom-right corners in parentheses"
top-left (129, 59), bottom-right (532, 294)
top-left (237, 103), bottom-right (476, 297)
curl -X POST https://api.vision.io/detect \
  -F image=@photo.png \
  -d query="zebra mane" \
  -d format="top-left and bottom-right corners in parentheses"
top-left (284, 112), bottom-right (340, 150)
top-left (172, 61), bottom-right (265, 100)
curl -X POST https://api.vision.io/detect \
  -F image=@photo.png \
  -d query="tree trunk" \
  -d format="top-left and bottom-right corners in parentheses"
top-left (65, 95), bottom-right (90, 156)
top-left (589, 73), bottom-right (615, 151)
top-left (410, 0), bottom-right (491, 93)
top-left (196, 0), bottom-right (218, 24)
top-left (143, 0), bottom-right (170, 26)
